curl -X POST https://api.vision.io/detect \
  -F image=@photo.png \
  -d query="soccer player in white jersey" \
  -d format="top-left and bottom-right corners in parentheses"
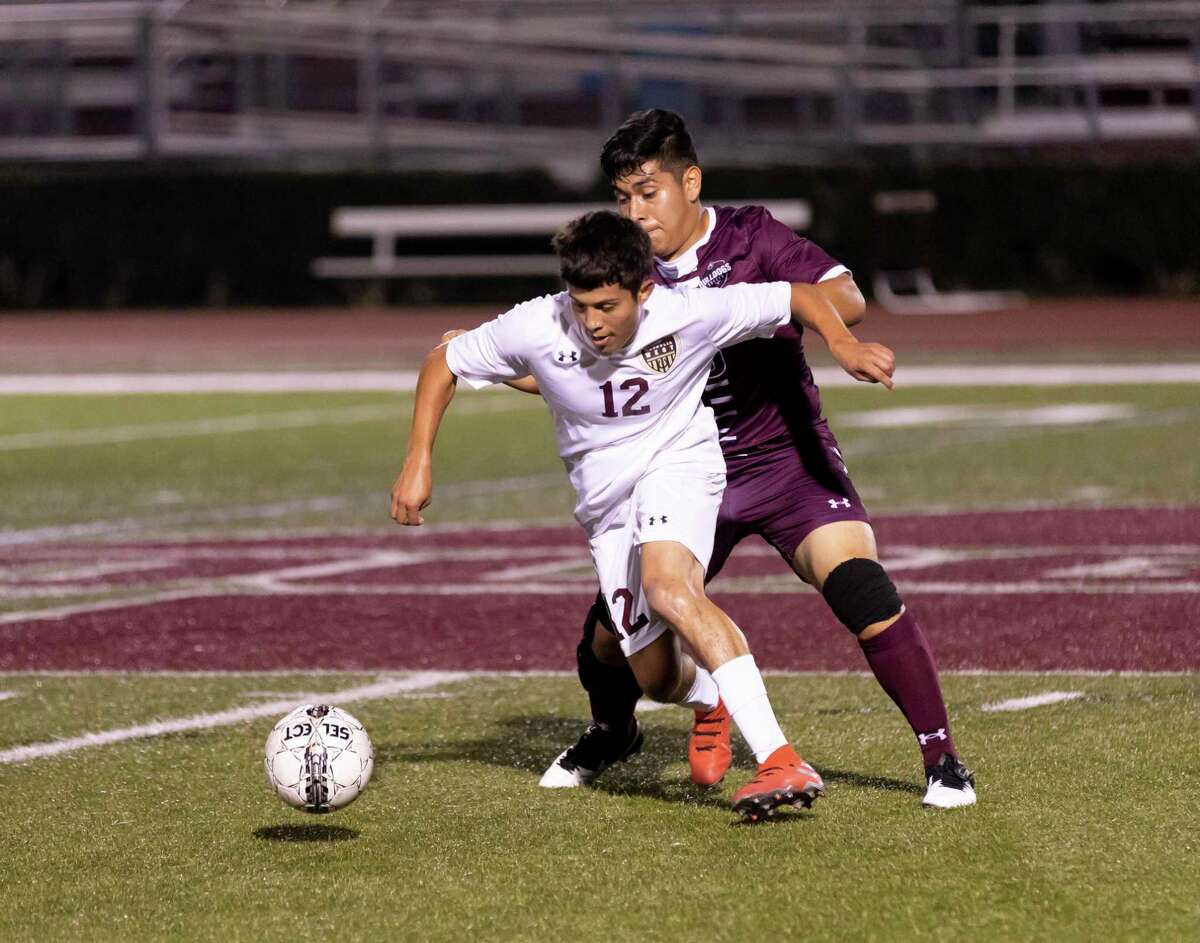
top-left (391, 211), bottom-right (895, 820)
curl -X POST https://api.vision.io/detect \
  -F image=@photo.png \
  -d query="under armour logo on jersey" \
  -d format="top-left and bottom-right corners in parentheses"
top-left (647, 515), bottom-right (668, 526)
top-left (918, 728), bottom-right (948, 746)
top-left (828, 498), bottom-right (852, 509)
top-left (554, 349), bottom-right (579, 364)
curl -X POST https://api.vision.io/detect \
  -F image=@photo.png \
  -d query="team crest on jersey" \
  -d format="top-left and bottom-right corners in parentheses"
top-left (640, 335), bottom-right (679, 373)
top-left (700, 260), bottom-right (732, 287)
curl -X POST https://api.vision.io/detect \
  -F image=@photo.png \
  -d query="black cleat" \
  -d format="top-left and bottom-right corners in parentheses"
top-left (538, 718), bottom-right (644, 788)
top-left (922, 752), bottom-right (977, 809)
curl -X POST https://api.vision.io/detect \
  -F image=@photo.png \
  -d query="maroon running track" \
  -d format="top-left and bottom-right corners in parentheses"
top-left (2, 508), bottom-right (1197, 673)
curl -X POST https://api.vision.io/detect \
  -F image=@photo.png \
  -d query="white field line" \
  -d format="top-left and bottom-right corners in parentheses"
top-left (0, 588), bottom-right (230, 625)
top-left (0, 474), bottom-right (565, 548)
top-left (981, 691), bottom-right (1085, 712)
top-left (3, 539), bottom-right (1197, 623)
top-left (0, 394), bottom-right (541, 453)
top-left (0, 671), bottom-right (469, 765)
top-left (635, 700), bottom-right (672, 713)
top-left (3, 364), bottom-right (1200, 395)
top-left (839, 403), bottom-right (1136, 429)
top-left (5, 576), bottom-right (1198, 626)
top-left (0, 691), bottom-right (19, 702)
top-left (0, 545), bottom-right (582, 623)
top-left (0, 673), bottom-right (1181, 767)
top-left (0, 497), bottom-right (354, 547)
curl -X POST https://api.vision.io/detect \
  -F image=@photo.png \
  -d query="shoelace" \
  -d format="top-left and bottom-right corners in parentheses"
top-left (692, 716), bottom-right (723, 750)
top-left (928, 759), bottom-right (973, 789)
top-left (745, 764), bottom-right (785, 786)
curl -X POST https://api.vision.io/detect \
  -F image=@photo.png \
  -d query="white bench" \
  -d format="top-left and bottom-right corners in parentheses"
top-left (871, 190), bottom-right (1027, 315)
top-left (311, 201), bottom-right (811, 279)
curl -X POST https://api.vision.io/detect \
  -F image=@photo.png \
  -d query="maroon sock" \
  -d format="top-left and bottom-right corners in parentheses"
top-left (858, 609), bottom-right (957, 767)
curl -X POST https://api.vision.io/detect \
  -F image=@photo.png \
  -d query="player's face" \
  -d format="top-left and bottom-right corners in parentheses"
top-left (611, 160), bottom-right (703, 261)
top-left (568, 281), bottom-right (655, 355)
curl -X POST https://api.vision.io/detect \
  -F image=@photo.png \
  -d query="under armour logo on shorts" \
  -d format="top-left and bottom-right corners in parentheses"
top-left (828, 498), bottom-right (852, 509)
top-left (647, 515), bottom-right (668, 526)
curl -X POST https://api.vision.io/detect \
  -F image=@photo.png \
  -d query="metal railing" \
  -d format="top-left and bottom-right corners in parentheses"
top-left (2, 0), bottom-right (1197, 167)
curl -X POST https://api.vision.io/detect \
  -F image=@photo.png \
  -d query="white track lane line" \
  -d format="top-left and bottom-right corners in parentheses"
top-left (0, 671), bottom-right (469, 765)
top-left (2, 364), bottom-right (1199, 395)
top-left (980, 691), bottom-right (1085, 712)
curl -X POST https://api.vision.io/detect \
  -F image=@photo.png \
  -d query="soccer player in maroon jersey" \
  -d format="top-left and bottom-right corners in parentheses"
top-left (534, 110), bottom-right (975, 808)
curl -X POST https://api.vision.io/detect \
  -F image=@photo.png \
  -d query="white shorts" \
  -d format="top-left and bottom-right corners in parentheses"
top-left (587, 464), bottom-right (725, 657)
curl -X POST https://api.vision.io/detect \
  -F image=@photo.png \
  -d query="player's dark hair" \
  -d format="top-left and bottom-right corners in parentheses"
top-left (600, 108), bottom-right (700, 183)
top-left (552, 211), bottom-right (654, 296)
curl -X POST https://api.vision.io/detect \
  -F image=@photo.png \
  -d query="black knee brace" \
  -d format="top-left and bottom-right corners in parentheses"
top-left (821, 558), bottom-right (903, 634)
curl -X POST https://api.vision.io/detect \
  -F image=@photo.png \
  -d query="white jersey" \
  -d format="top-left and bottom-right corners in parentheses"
top-left (445, 281), bottom-right (792, 533)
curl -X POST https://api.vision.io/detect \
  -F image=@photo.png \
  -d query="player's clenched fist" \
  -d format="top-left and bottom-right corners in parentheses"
top-left (829, 337), bottom-right (896, 390)
top-left (391, 459), bottom-right (432, 526)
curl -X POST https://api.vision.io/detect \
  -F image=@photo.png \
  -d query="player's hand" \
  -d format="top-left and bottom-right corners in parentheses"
top-left (829, 337), bottom-right (895, 390)
top-left (439, 329), bottom-right (467, 345)
top-left (391, 458), bottom-right (432, 526)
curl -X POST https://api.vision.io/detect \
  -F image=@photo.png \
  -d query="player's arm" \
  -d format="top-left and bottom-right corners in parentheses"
top-left (789, 282), bottom-right (895, 389)
top-left (757, 208), bottom-right (866, 326)
top-left (442, 329), bottom-right (540, 395)
top-left (816, 272), bottom-right (866, 327)
top-left (391, 344), bottom-right (457, 526)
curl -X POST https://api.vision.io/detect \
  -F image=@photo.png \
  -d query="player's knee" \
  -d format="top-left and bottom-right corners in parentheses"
top-left (642, 580), bottom-right (700, 630)
top-left (821, 558), bottom-right (902, 635)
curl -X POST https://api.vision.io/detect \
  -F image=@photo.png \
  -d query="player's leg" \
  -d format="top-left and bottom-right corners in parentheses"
top-left (635, 466), bottom-right (824, 818)
top-left (543, 506), bottom-right (725, 788)
top-left (792, 520), bottom-right (975, 809)
top-left (579, 598), bottom-right (640, 728)
top-left (538, 598), bottom-right (644, 788)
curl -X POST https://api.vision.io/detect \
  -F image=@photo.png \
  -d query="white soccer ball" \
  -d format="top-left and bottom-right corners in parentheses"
top-left (264, 704), bottom-right (374, 813)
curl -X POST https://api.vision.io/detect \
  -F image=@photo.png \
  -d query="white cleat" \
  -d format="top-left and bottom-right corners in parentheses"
top-left (922, 753), bottom-right (977, 809)
top-left (537, 720), bottom-right (643, 789)
top-left (538, 750), bottom-right (597, 788)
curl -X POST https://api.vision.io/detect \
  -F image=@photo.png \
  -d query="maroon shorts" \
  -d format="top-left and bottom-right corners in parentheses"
top-left (706, 420), bottom-right (870, 580)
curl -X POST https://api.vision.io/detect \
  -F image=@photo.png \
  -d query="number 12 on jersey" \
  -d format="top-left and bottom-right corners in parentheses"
top-left (600, 378), bottom-right (650, 418)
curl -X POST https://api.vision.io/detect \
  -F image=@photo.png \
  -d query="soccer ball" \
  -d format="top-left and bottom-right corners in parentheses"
top-left (264, 704), bottom-right (374, 813)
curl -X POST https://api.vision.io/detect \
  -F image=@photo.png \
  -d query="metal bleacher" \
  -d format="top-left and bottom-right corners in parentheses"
top-left (1, 0), bottom-right (1198, 167)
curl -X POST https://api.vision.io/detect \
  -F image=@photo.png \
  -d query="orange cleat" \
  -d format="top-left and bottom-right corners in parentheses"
top-left (731, 744), bottom-right (825, 822)
top-left (688, 700), bottom-right (733, 786)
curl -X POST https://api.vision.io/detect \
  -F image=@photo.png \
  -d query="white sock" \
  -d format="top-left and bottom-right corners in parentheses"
top-left (678, 666), bottom-right (719, 712)
top-left (711, 654), bottom-right (788, 764)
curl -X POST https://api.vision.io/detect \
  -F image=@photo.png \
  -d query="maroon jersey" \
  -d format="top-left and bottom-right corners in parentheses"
top-left (653, 205), bottom-right (844, 459)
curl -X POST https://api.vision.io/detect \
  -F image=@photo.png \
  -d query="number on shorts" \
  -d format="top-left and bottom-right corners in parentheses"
top-left (610, 587), bottom-right (650, 638)
top-left (600, 378), bottom-right (651, 418)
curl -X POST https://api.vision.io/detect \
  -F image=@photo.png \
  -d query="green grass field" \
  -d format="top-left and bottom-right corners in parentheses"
top-left (2, 378), bottom-right (1198, 941)
top-left (2, 383), bottom-right (1197, 536)
top-left (2, 672), bottom-right (1198, 942)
